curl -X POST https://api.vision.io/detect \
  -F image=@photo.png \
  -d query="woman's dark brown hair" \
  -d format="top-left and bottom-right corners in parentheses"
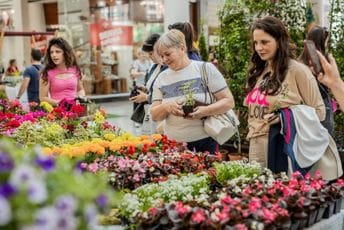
top-left (246, 16), bottom-right (295, 95)
top-left (168, 22), bottom-right (197, 52)
top-left (41, 37), bottom-right (81, 84)
top-left (299, 26), bottom-right (329, 65)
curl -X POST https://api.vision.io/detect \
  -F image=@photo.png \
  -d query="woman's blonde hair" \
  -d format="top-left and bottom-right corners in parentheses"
top-left (156, 29), bottom-right (187, 55)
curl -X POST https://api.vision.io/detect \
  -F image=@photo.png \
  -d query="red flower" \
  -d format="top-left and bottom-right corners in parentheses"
top-left (6, 120), bottom-right (20, 128)
top-left (71, 104), bottom-right (85, 115)
top-left (148, 207), bottom-right (159, 216)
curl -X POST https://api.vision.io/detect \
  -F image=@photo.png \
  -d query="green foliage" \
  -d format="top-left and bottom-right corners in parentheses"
top-left (198, 30), bottom-right (209, 61)
top-left (179, 80), bottom-right (197, 106)
top-left (305, 3), bottom-right (315, 25)
top-left (214, 161), bottom-right (262, 186)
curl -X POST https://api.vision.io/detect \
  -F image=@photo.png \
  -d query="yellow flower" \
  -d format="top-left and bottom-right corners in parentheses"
top-left (104, 133), bottom-right (116, 141)
top-left (40, 101), bottom-right (54, 112)
top-left (94, 110), bottom-right (105, 124)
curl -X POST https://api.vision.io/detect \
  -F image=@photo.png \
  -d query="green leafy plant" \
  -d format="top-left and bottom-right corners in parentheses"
top-left (179, 80), bottom-right (197, 106)
top-left (214, 160), bottom-right (262, 186)
top-left (198, 29), bottom-right (208, 61)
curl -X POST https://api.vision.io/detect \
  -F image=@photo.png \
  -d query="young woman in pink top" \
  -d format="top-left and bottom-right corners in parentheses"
top-left (40, 37), bottom-right (85, 106)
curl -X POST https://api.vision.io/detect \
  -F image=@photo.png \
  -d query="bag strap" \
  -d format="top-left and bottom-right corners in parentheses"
top-left (201, 62), bottom-right (214, 105)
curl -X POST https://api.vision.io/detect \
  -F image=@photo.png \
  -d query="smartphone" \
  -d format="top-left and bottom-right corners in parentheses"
top-left (303, 40), bottom-right (323, 75)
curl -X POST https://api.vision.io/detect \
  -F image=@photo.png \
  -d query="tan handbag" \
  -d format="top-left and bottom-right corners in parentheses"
top-left (201, 63), bottom-right (239, 145)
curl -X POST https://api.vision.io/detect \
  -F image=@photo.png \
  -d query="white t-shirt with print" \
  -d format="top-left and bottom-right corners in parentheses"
top-left (152, 61), bottom-right (228, 142)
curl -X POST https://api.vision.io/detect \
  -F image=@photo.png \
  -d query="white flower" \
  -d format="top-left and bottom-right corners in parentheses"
top-left (10, 164), bottom-right (38, 187)
top-left (27, 180), bottom-right (48, 204)
top-left (0, 196), bottom-right (11, 226)
top-left (55, 215), bottom-right (78, 230)
top-left (55, 195), bottom-right (78, 215)
top-left (34, 206), bottom-right (59, 230)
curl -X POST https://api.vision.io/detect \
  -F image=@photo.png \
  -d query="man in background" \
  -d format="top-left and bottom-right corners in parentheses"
top-left (16, 49), bottom-right (43, 103)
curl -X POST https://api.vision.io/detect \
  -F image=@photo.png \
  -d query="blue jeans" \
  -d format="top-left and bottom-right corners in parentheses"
top-left (187, 137), bottom-right (218, 154)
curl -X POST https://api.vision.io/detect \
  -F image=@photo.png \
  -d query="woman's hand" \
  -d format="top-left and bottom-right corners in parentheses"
top-left (189, 106), bottom-right (209, 119)
top-left (165, 101), bottom-right (183, 117)
top-left (129, 90), bottom-right (148, 103)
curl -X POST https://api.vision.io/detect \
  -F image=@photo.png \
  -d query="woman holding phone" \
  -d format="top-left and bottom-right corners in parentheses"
top-left (298, 26), bottom-right (334, 134)
top-left (317, 51), bottom-right (344, 112)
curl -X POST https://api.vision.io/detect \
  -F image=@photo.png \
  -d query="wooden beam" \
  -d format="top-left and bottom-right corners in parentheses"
top-left (3, 31), bottom-right (55, 37)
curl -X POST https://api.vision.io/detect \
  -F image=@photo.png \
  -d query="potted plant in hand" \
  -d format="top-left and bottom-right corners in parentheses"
top-left (179, 80), bottom-right (197, 117)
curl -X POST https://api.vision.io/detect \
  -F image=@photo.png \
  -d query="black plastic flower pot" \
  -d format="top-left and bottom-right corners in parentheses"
top-left (182, 105), bottom-right (194, 118)
top-left (315, 206), bottom-right (326, 222)
top-left (306, 209), bottom-right (318, 227)
top-left (323, 201), bottom-right (335, 218)
top-left (334, 198), bottom-right (342, 214)
top-left (289, 221), bottom-right (299, 230)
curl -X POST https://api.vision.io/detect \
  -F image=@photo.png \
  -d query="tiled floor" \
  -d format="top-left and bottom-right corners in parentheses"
top-left (97, 98), bottom-right (142, 136)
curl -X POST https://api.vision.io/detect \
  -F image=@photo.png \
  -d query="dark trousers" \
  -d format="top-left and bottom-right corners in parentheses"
top-left (187, 137), bottom-right (218, 154)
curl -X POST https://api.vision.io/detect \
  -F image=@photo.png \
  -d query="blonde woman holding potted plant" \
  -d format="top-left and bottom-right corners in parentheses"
top-left (151, 29), bottom-right (234, 154)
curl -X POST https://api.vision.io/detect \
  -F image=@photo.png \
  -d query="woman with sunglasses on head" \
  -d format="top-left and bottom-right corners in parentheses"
top-left (40, 37), bottom-right (85, 106)
top-left (298, 26), bottom-right (334, 134)
top-left (244, 16), bottom-right (325, 168)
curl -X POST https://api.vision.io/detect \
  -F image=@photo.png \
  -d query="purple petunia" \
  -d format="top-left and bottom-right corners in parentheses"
top-left (34, 155), bottom-right (55, 172)
top-left (0, 152), bottom-right (14, 172)
top-left (95, 193), bottom-right (108, 209)
top-left (75, 161), bottom-right (87, 173)
top-left (0, 183), bottom-right (16, 199)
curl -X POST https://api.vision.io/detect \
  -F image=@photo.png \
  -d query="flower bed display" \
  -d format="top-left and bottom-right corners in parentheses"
top-left (1, 99), bottom-right (344, 229)
top-left (118, 165), bottom-right (344, 229)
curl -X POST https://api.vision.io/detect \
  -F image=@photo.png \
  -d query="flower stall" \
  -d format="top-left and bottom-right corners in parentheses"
top-left (0, 98), bottom-right (344, 229)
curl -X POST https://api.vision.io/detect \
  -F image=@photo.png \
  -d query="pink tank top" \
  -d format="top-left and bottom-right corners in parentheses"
top-left (48, 67), bottom-right (80, 101)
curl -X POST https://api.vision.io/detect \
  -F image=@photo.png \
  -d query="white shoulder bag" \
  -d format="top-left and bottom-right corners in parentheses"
top-left (201, 63), bottom-right (240, 145)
